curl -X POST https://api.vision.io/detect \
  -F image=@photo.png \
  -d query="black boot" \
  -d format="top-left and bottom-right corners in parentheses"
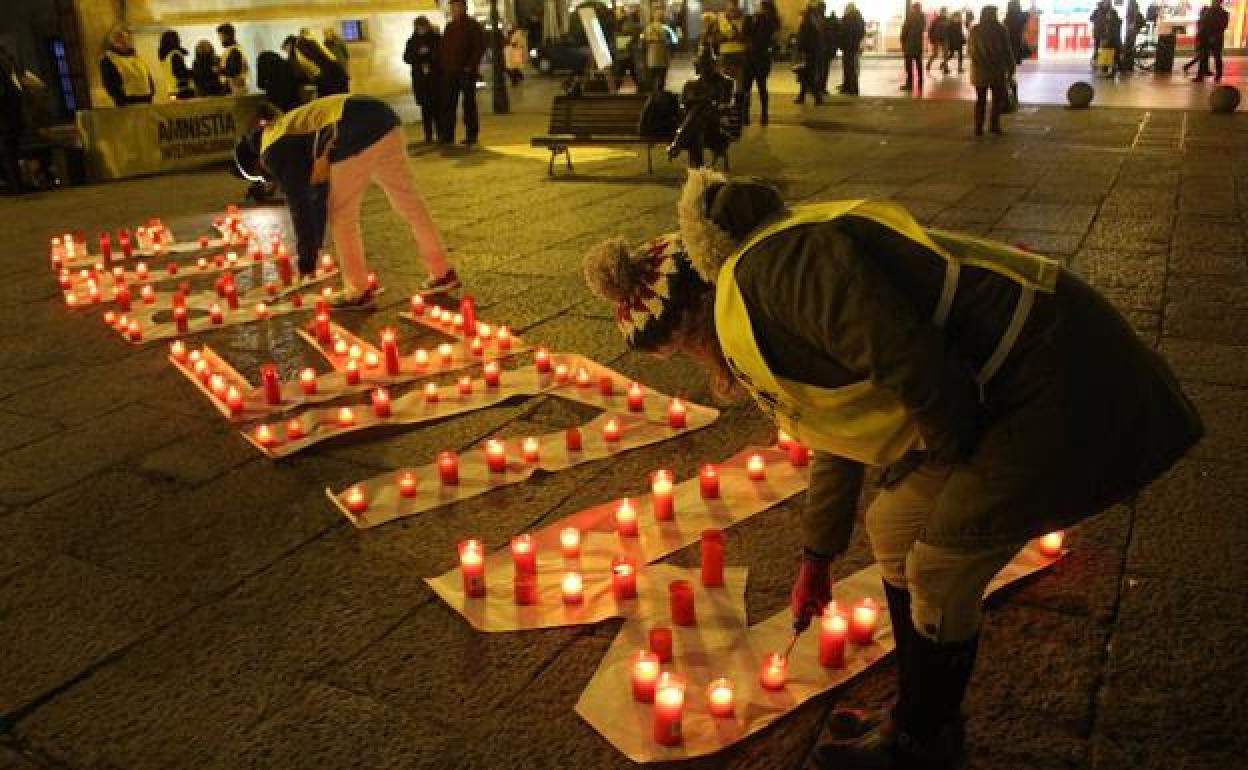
top-left (974, 100), bottom-right (986, 136)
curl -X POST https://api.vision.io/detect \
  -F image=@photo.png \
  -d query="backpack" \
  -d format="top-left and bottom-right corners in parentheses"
top-left (638, 89), bottom-right (680, 139)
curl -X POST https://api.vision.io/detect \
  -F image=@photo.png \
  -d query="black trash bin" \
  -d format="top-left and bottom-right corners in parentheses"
top-left (1155, 33), bottom-right (1176, 73)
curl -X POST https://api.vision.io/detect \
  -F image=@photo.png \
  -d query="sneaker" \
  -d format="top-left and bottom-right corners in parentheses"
top-left (418, 269), bottom-right (461, 295)
top-left (329, 289), bottom-right (376, 310)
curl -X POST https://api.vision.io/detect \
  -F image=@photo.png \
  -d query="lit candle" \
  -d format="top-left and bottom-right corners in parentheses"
top-left (299, 368), bottom-right (317, 395)
top-left (119, 228), bottom-right (132, 258)
top-left (849, 598), bottom-right (879, 645)
top-left (819, 607), bottom-right (848, 668)
top-left (521, 437), bottom-right (540, 464)
top-left (788, 440), bottom-right (810, 468)
top-left (1038, 531), bottom-right (1064, 558)
top-left (598, 375), bottom-right (614, 396)
top-left (174, 306), bottom-right (189, 334)
top-left (535, 348), bottom-right (552, 373)
top-left (337, 407), bottom-right (355, 427)
top-left (459, 539), bottom-right (486, 597)
top-left (103, 311), bottom-right (116, 327)
top-left (413, 349), bottom-right (430, 370)
top-left (496, 325), bottom-right (512, 351)
top-left (321, 253), bottom-right (335, 272)
top-left (345, 359), bottom-right (361, 386)
top-left (255, 424), bottom-right (277, 448)
top-left (372, 388), bottom-right (392, 417)
top-left (198, 257), bottom-right (209, 271)
top-left (64, 291), bottom-right (77, 307)
top-left (627, 382), bottom-right (645, 412)
top-left (286, 418), bottom-right (305, 440)
top-left (209, 374), bottom-right (228, 399)
top-left (631, 650), bottom-right (660, 703)
top-left (170, 340), bottom-right (188, 363)
top-left (707, 678), bottom-right (735, 718)
top-left (438, 451), bottom-right (459, 485)
top-left (363, 351), bottom-right (380, 370)
top-left (759, 653), bottom-right (788, 691)
top-left (437, 343), bottom-right (454, 367)
top-left (430, 306), bottom-right (443, 323)
top-left (225, 386), bottom-right (244, 415)
top-left (668, 398), bottom-right (687, 429)
top-left (560, 527), bottom-right (581, 559)
top-left (135, 262), bottom-right (149, 281)
top-left (651, 470), bottom-right (674, 521)
top-left (115, 285), bottom-right (131, 312)
top-left (477, 323), bottom-right (492, 339)
top-left (193, 360), bottom-right (211, 384)
top-left (486, 439), bottom-right (507, 473)
top-left (459, 295), bottom-right (476, 337)
top-left (409, 294), bottom-right (425, 315)
top-left (513, 574), bottom-right (538, 606)
top-left (554, 364), bottom-right (570, 385)
top-left (451, 312), bottom-right (464, 332)
top-left (611, 556), bottom-right (637, 600)
top-left (470, 337), bottom-right (484, 357)
top-left (347, 343), bottom-right (363, 361)
top-left (603, 418), bottom-right (621, 443)
top-left (511, 534), bottom-right (538, 575)
top-left (575, 367), bottom-right (592, 388)
top-left (669, 580), bottom-right (696, 626)
top-left (166, 261), bottom-right (178, 276)
top-left (140, 285), bottom-right (155, 305)
top-left (561, 571), bottom-right (584, 605)
top-left (699, 464), bottom-right (720, 499)
top-left (423, 382), bottom-right (439, 403)
top-left (649, 627), bottom-right (673, 663)
top-left (457, 376), bottom-right (473, 396)
top-left (615, 498), bottom-right (639, 537)
top-left (652, 673), bottom-right (685, 746)
top-left (483, 361), bottom-right (501, 388)
top-left (126, 320), bottom-right (143, 341)
top-left (261, 364), bottom-right (281, 405)
top-left (345, 486), bottom-right (368, 514)
top-left (565, 426), bottom-right (583, 451)
top-left (398, 471), bottom-right (418, 498)
top-left (700, 529), bottom-right (725, 587)
top-left (275, 251), bottom-right (292, 285)
top-left (99, 232), bottom-right (112, 263)
top-left (210, 303), bottom-right (223, 325)
top-left (748, 453), bottom-right (766, 481)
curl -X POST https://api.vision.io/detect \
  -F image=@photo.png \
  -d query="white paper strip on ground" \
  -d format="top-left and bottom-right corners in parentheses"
top-left (296, 318), bottom-right (529, 375)
top-left (576, 543), bottom-right (1065, 763)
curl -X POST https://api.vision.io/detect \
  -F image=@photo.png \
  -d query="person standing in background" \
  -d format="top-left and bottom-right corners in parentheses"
top-left (819, 5), bottom-right (840, 98)
top-left (1003, 0), bottom-right (1029, 64)
top-left (257, 47), bottom-right (303, 110)
top-left (191, 40), bottom-right (228, 97)
top-left (742, 0), bottom-right (778, 124)
top-left (716, 0), bottom-right (747, 103)
top-left (324, 27), bottom-right (350, 66)
top-left (927, 8), bottom-right (949, 74)
top-left (794, 3), bottom-right (826, 104)
top-left (900, 2), bottom-right (926, 91)
top-left (1191, 0), bottom-right (1229, 82)
top-left (438, 0), bottom-right (486, 146)
top-left (643, 8), bottom-right (675, 91)
top-left (944, 9), bottom-right (966, 73)
top-left (100, 24), bottom-right (154, 106)
top-left (839, 2), bottom-right (865, 95)
top-left (217, 23), bottom-right (249, 94)
top-left (969, 4), bottom-right (1014, 135)
top-left (404, 16), bottom-right (444, 143)
top-left (158, 30), bottom-right (194, 100)
top-left (0, 48), bottom-right (26, 193)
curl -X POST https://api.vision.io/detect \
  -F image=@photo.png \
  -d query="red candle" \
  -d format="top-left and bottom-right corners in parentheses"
top-left (409, 294), bottom-right (425, 315)
top-left (119, 228), bottom-right (132, 258)
top-left (483, 361), bottom-right (501, 388)
top-left (598, 375), bottom-right (614, 396)
top-left (210, 304), bottom-right (223, 325)
top-left (286, 418), bottom-right (305, 440)
top-left (611, 556), bottom-right (638, 600)
top-left (115, 285), bottom-right (131, 312)
top-left (345, 360), bottom-right (361, 386)
top-left (299, 368), bottom-right (317, 395)
top-left (290, 293), bottom-right (303, 309)
top-left (103, 311), bottom-right (116, 327)
top-left (198, 257), bottom-right (209, 271)
top-left (193, 360), bottom-right (211, 385)
top-left (669, 580), bottom-right (696, 626)
top-left (255, 424), bottom-right (277, 448)
top-left (849, 598), bottom-right (879, 645)
top-left (788, 440), bottom-right (810, 467)
top-left (451, 312), bottom-right (464, 332)
top-left (321, 253), bottom-right (336, 272)
top-left (748, 454), bottom-right (766, 481)
top-left (565, 426), bottom-right (583, 451)
top-left (99, 232), bottom-right (112, 263)
top-left (438, 451), bottom-right (459, 485)
top-left (372, 388), bottom-right (392, 417)
top-left (554, 364), bottom-right (570, 385)
top-left (126, 320), bottom-right (143, 341)
top-left (166, 261), bottom-right (178, 276)
top-left (603, 418), bottom-right (621, 443)
top-left (470, 336), bottom-right (484, 357)
top-left (700, 529), bottom-right (725, 587)
top-left (631, 650), bottom-right (660, 703)
top-left (699, 465), bottom-right (720, 499)
top-left (170, 340), bottom-right (188, 363)
top-left (707, 678), bottom-right (735, 718)
top-left (140, 285), bottom-right (155, 305)
top-left (437, 343), bottom-right (454, 367)
top-left (651, 470), bottom-right (674, 522)
top-left (345, 486), bottom-right (368, 514)
top-left (224, 283), bottom-right (239, 310)
top-left (513, 574), bottom-right (538, 606)
top-left (627, 382), bottom-right (645, 411)
top-left (521, 437), bottom-right (540, 464)
top-left (560, 527), bottom-right (580, 559)
top-left (575, 367), bottom-right (592, 388)
top-left (457, 376), bottom-right (473, 396)
top-left (1038, 531), bottom-right (1064, 558)
top-left (276, 252), bottom-right (292, 285)
top-left (255, 302), bottom-right (269, 320)
top-left (496, 325), bottom-right (512, 351)
top-left (261, 364), bottom-right (282, 405)
top-left (819, 607), bottom-right (848, 668)
top-left (173, 306), bottom-right (189, 334)
top-left (423, 383), bottom-right (440, 404)
top-left (459, 539), bottom-right (486, 598)
top-left (652, 673), bottom-right (685, 746)
top-left (225, 386), bottom-right (244, 415)
top-left (615, 498), bottom-right (639, 537)
top-left (511, 534), bottom-right (537, 575)
top-left (135, 262), bottom-right (149, 281)
top-left (398, 471), bottom-right (418, 498)
top-left (413, 349), bottom-right (430, 370)
top-left (535, 348), bottom-right (552, 373)
top-left (561, 571), bottom-right (584, 605)
top-left (381, 328), bottom-right (401, 375)
top-left (668, 398), bottom-right (687, 429)
top-left (460, 295), bottom-right (476, 337)
top-left (649, 627), bottom-right (673, 663)
top-left (759, 653), bottom-right (788, 691)
top-left (485, 439), bottom-right (507, 473)
top-left (337, 406), bottom-right (355, 427)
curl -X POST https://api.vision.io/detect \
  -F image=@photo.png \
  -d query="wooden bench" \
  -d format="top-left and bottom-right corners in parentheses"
top-left (531, 94), bottom-right (667, 176)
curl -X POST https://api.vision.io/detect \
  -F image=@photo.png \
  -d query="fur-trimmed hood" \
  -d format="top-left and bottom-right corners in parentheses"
top-left (677, 169), bottom-right (787, 284)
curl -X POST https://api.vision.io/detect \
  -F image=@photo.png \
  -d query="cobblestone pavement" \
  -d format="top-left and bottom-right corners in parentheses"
top-left (0, 83), bottom-right (1245, 770)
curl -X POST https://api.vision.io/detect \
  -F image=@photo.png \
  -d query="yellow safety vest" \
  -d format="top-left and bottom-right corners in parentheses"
top-left (104, 50), bottom-right (153, 99)
top-left (223, 43), bottom-right (249, 94)
top-left (261, 94), bottom-right (348, 184)
top-left (160, 52), bottom-right (189, 100)
top-left (718, 15), bottom-right (746, 54)
top-left (714, 200), bottom-right (1060, 466)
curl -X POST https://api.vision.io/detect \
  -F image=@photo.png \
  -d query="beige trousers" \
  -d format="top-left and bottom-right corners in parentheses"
top-left (328, 128), bottom-right (450, 293)
top-left (865, 464), bottom-right (1024, 643)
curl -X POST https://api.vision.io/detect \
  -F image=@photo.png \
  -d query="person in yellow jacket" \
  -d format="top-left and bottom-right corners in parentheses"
top-left (583, 170), bottom-right (1202, 770)
top-left (716, 0), bottom-right (748, 84)
top-left (99, 24), bottom-right (154, 106)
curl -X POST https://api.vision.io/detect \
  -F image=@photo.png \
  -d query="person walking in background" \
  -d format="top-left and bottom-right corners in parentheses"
top-left (839, 1), bottom-right (865, 95)
top-left (1089, 0), bottom-right (1110, 64)
top-left (742, 0), bottom-right (778, 124)
top-left (1003, 0), bottom-right (1029, 64)
top-left (819, 3), bottom-right (840, 97)
top-left (643, 8), bottom-right (675, 91)
top-left (191, 41), bottom-right (228, 97)
top-left (969, 5), bottom-right (1014, 135)
top-left (1191, 0), bottom-right (1229, 82)
top-left (927, 8), bottom-right (949, 74)
top-left (439, 0), bottom-right (486, 146)
top-left (404, 16), bottom-right (443, 143)
top-left (1120, 0), bottom-right (1144, 70)
top-left (794, 3), bottom-right (826, 104)
top-left (324, 27), bottom-right (350, 66)
top-left (944, 9), bottom-right (966, 73)
top-left (900, 2), bottom-right (926, 91)
top-left (99, 24), bottom-right (154, 106)
top-left (612, 10), bottom-right (640, 90)
top-left (217, 23), bottom-right (249, 94)
top-left (158, 30), bottom-right (194, 100)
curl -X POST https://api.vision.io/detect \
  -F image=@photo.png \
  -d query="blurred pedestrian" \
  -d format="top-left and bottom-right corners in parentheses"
top-left (839, 2), bottom-right (865, 94)
top-left (0, 47), bottom-right (26, 193)
top-left (1190, 0), bottom-right (1229, 82)
top-left (969, 5), bottom-right (1014, 135)
top-left (289, 32), bottom-right (349, 97)
top-left (158, 30), bottom-right (194, 100)
top-left (192, 41), bottom-right (228, 97)
top-left (1004, 0), bottom-right (1029, 63)
top-left (1120, 0), bottom-right (1144, 70)
top-left (233, 94), bottom-right (461, 306)
top-left (404, 16), bottom-right (443, 143)
top-left (819, 6), bottom-right (840, 97)
top-left (1089, 0), bottom-right (1110, 64)
top-left (717, 0), bottom-right (747, 97)
top-left (944, 10), bottom-right (966, 73)
top-left (217, 23), bottom-right (249, 94)
top-left (99, 24), bottom-right (154, 106)
top-left (324, 27), bottom-right (350, 65)
top-left (257, 48), bottom-right (302, 111)
top-left (900, 2), bottom-right (926, 91)
top-left (438, 0), bottom-right (485, 146)
top-left (1100, 7), bottom-right (1122, 74)
top-left (643, 9), bottom-right (675, 91)
top-left (742, 0), bottom-right (778, 124)
top-left (794, 4), bottom-right (826, 104)
top-left (612, 11), bottom-right (639, 89)
top-left (927, 8), bottom-right (949, 74)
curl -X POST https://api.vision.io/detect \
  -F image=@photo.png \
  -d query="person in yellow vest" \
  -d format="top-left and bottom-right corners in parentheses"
top-left (158, 30), bottom-right (194, 101)
top-left (216, 23), bottom-right (249, 95)
top-left (233, 94), bottom-right (461, 307)
top-left (583, 170), bottom-right (1202, 770)
top-left (99, 24), bottom-right (154, 107)
top-left (716, 0), bottom-right (747, 88)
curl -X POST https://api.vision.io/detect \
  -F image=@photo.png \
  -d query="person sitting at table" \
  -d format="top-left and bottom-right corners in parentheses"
top-left (99, 24), bottom-right (154, 106)
top-left (191, 40), bottom-right (229, 97)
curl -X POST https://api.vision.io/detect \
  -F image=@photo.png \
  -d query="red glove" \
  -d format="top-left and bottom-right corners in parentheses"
top-left (790, 554), bottom-right (833, 631)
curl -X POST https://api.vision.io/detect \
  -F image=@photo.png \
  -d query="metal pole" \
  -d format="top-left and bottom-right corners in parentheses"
top-left (491, 0), bottom-right (512, 113)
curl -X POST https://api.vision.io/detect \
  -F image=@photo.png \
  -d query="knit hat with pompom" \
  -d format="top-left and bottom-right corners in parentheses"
top-left (583, 232), bottom-right (711, 352)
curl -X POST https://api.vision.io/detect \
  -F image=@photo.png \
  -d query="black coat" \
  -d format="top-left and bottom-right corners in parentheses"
top-left (841, 8), bottom-right (866, 51)
top-left (403, 30), bottom-right (442, 100)
top-left (256, 51), bottom-right (302, 111)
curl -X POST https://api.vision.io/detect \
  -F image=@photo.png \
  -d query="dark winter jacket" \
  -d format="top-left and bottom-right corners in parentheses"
top-left (192, 53), bottom-right (228, 97)
top-left (945, 17), bottom-right (966, 49)
top-left (928, 16), bottom-right (948, 45)
top-left (404, 30), bottom-right (443, 98)
top-left (440, 15), bottom-right (487, 73)
top-left (744, 10), bottom-right (779, 66)
top-left (901, 8), bottom-right (926, 55)
top-left (840, 7), bottom-right (866, 51)
top-left (1197, 4), bottom-right (1230, 48)
top-left (797, 11), bottom-right (825, 63)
